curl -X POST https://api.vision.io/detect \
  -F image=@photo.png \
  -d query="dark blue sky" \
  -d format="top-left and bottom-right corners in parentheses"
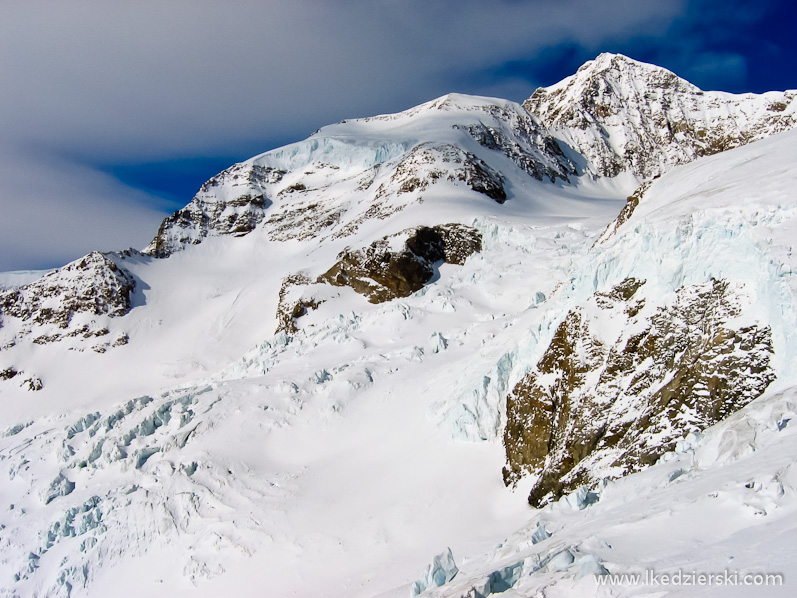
top-left (1, 0), bottom-right (795, 271)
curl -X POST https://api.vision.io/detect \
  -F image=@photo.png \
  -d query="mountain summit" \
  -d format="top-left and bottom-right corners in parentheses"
top-left (1, 55), bottom-right (796, 598)
top-left (526, 52), bottom-right (796, 179)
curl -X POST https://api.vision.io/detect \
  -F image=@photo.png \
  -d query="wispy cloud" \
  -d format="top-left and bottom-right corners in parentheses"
top-left (0, 149), bottom-right (169, 271)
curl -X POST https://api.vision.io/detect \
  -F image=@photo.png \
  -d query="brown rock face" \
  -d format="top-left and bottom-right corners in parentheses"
top-left (318, 224), bottom-right (482, 304)
top-left (275, 273), bottom-right (319, 335)
top-left (275, 224), bottom-right (482, 334)
top-left (320, 241), bottom-right (430, 304)
top-left (503, 278), bottom-right (775, 507)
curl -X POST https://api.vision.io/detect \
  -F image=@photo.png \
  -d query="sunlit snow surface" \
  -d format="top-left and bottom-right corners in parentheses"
top-left (1, 98), bottom-right (797, 597)
top-left (376, 127), bottom-right (797, 598)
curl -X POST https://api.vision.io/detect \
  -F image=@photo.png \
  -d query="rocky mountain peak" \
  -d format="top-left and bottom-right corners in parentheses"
top-left (574, 52), bottom-right (697, 92)
top-left (526, 53), bottom-right (700, 127)
top-left (524, 53), bottom-right (797, 180)
top-left (0, 251), bottom-right (135, 353)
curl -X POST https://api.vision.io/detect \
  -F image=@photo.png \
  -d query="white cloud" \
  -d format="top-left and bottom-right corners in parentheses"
top-left (0, 149), bottom-right (168, 271)
top-left (1, 0), bottom-right (686, 157)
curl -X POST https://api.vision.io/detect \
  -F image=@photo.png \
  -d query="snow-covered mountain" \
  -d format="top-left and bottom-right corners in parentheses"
top-left (526, 52), bottom-right (797, 180)
top-left (0, 54), bottom-right (796, 597)
top-left (143, 94), bottom-right (577, 259)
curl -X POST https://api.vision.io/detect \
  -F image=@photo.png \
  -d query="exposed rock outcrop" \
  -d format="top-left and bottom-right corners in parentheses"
top-left (374, 143), bottom-right (507, 203)
top-left (503, 278), bottom-right (775, 507)
top-left (452, 102), bottom-right (577, 183)
top-left (21, 375), bottom-right (44, 392)
top-left (275, 273), bottom-right (321, 335)
top-left (0, 252), bottom-right (135, 345)
top-left (0, 367), bottom-right (18, 380)
top-left (145, 163), bottom-right (282, 257)
top-left (318, 224), bottom-right (482, 304)
top-left (275, 224), bottom-right (483, 334)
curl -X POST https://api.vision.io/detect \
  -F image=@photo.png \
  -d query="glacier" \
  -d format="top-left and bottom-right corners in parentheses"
top-left (0, 54), bottom-right (796, 597)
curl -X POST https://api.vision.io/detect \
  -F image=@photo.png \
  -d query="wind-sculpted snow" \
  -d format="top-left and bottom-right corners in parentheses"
top-left (525, 53), bottom-right (797, 181)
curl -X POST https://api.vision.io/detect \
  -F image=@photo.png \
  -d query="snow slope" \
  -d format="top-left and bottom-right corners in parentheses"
top-left (0, 207), bottom-right (619, 597)
top-left (0, 91), bottom-right (631, 598)
top-left (386, 383), bottom-right (797, 598)
top-left (393, 125), bottom-right (797, 598)
top-left (1, 56), bottom-right (796, 598)
top-left (0, 271), bottom-right (52, 291)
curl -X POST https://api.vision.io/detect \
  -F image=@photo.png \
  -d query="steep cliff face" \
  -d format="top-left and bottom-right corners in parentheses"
top-left (503, 277), bottom-right (775, 506)
top-left (524, 53), bottom-right (797, 180)
top-left (144, 163), bottom-right (282, 257)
